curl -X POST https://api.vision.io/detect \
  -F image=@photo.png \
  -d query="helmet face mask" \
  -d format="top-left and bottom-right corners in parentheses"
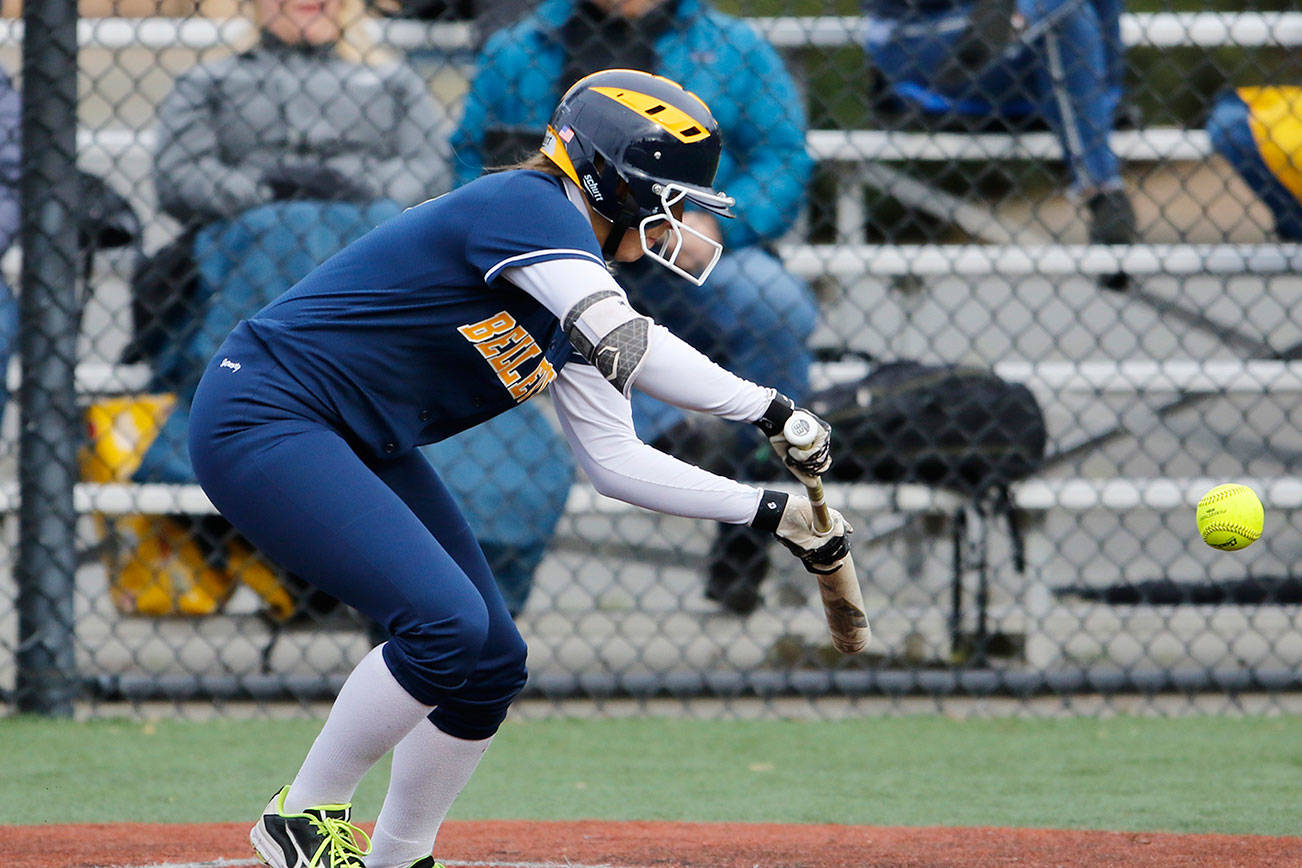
top-left (540, 69), bottom-right (735, 283)
top-left (636, 183), bottom-right (730, 286)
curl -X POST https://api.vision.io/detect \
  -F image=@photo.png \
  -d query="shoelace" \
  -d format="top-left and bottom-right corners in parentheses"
top-left (305, 813), bottom-right (371, 868)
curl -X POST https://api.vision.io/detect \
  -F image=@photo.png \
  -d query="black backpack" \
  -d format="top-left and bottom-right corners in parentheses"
top-left (805, 356), bottom-right (1047, 582)
top-left (806, 358), bottom-right (1047, 497)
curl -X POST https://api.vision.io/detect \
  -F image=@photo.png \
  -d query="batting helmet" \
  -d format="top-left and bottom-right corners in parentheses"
top-left (540, 68), bottom-right (735, 284)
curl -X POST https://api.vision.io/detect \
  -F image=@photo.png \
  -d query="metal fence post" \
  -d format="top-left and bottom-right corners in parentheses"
top-left (15, 0), bottom-right (81, 716)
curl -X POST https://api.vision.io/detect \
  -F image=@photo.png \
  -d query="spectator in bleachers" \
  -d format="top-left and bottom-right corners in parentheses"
top-left (143, 0), bottom-right (453, 478)
top-left (453, 0), bottom-right (819, 616)
top-left (125, 0), bottom-right (454, 618)
top-left (138, 0), bottom-right (566, 621)
top-left (0, 65), bottom-right (17, 421)
top-left (862, 0), bottom-right (1136, 245)
top-left (145, 0), bottom-right (454, 483)
top-left (1207, 86), bottom-right (1302, 242)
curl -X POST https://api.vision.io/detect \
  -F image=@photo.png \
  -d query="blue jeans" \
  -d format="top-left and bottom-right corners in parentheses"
top-left (621, 246), bottom-right (817, 452)
top-left (0, 274), bottom-right (16, 420)
top-left (865, 0), bottom-right (1123, 190)
top-left (1207, 91), bottom-right (1302, 242)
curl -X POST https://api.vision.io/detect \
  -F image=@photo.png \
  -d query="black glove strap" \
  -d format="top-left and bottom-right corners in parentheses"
top-left (753, 392), bottom-right (795, 438)
top-left (749, 489), bottom-right (789, 533)
top-left (783, 533), bottom-right (851, 573)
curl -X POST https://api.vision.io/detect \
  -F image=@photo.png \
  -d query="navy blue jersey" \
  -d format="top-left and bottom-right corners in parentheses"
top-left (244, 170), bottom-right (603, 457)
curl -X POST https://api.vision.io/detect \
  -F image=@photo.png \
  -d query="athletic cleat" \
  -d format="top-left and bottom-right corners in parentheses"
top-left (401, 859), bottom-right (445, 868)
top-left (250, 786), bottom-right (371, 868)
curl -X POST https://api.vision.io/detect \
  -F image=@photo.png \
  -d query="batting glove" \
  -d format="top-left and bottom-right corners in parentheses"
top-left (753, 491), bottom-right (853, 573)
top-left (752, 392), bottom-right (833, 487)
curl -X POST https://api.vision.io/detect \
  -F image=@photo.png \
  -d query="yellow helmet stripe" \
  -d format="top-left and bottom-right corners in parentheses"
top-left (539, 125), bottom-right (583, 186)
top-left (590, 85), bottom-right (712, 143)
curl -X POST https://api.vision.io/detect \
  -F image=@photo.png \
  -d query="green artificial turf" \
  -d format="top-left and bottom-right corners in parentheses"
top-left (3, 714), bottom-right (1299, 834)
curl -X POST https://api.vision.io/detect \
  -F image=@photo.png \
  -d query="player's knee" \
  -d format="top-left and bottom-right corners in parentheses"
top-left (425, 629), bottom-right (528, 740)
top-left (384, 603), bottom-right (493, 704)
top-left (499, 629), bottom-right (529, 691)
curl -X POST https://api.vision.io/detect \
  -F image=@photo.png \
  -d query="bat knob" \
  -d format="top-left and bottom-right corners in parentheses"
top-left (783, 411), bottom-right (820, 449)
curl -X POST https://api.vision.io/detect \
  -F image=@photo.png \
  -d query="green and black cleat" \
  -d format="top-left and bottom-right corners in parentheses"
top-left (250, 786), bottom-right (371, 868)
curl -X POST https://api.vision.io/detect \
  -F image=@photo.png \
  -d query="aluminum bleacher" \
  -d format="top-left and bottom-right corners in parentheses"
top-left (67, 10), bottom-right (1302, 246)
top-left (5, 10), bottom-right (1299, 50)
top-left (3, 352), bottom-right (1294, 522)
top-left (10, 10), bottom-right (1297, 559)
top-left (3, 475), bottom-right (1300, 522)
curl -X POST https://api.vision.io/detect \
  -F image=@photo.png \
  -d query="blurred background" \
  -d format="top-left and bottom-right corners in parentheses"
top-left (1, 0), bottom-right (1299, 720)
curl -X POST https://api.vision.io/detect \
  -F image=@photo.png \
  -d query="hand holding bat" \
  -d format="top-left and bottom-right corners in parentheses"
top-left (779, 411), bottom-right (871, 654)
top-left (765, 407), bottom-right (832, 487)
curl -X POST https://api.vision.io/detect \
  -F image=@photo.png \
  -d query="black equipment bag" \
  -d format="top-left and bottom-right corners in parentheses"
top-left (77, 170), bottom-right (140, 253)
top-left (121, 225), bottom-right (201, 365)
top-left (805, 358), bottom-right (1047, 497)
top-left (802, 355), bottom-right (1049, 644)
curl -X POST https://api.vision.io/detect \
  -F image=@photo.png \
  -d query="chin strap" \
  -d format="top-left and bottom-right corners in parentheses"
top-left (600, 193), bottom-right (643, 261)
top-left (601, 216), bottom-right (629, 260)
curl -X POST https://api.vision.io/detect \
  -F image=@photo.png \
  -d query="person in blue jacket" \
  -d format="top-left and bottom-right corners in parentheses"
top-left (862, 0), bottom-right (1136, 246)
top-left (453, 0), bottom-right (820, 615)
top-left (1206, 86), bottom-right (1302, 242)
top-left (192, 70), bottom-right (847, 868)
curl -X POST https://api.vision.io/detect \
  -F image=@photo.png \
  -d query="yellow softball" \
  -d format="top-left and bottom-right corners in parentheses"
top-left (1196, 484), bottom-right (1264, 551)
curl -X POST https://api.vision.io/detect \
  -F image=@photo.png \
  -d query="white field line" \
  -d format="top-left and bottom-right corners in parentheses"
top-left (103, 860), bottom-right (647, 868)
top-left (96, 861), bottom-right (260, 868)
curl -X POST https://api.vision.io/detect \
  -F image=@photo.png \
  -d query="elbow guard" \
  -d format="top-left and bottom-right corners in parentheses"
top-left (563, 290), bottom-right (652, 397)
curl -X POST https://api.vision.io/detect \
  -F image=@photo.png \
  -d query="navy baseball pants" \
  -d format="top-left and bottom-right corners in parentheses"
top-left (188, 326), bottom-right (527, 740)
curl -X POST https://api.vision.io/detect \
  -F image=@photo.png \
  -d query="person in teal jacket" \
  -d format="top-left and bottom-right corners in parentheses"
top-left (453, 0), bottom-right (819, 615)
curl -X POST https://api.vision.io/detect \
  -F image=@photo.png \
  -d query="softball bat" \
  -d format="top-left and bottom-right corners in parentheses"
top-left (783, 411), bottom-right (871, 653)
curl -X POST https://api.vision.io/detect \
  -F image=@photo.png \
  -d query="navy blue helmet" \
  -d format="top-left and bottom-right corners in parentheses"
top-left (540, 69), bottom-right (735, 284)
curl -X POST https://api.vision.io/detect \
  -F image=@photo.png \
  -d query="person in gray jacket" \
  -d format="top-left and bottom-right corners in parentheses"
top-left (128, 0), bottom-right (457, 621)
top-left (154, 0), bottom-right (452, 228)
top-left (140, 0), bottom-right (455, 485)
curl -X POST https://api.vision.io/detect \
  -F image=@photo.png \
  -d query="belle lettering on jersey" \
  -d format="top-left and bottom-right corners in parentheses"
top-left (458, 311), bottom-right (556, 402)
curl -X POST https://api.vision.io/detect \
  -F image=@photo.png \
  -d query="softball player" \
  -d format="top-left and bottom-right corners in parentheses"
top-left (188, 69), bottom-right (849, 868)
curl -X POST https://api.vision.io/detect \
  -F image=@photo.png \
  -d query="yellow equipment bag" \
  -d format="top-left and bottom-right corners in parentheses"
top-left (80, 394), bottom-right (176, 484)
top-left (80, 394), bottom-right (294, 619)
top-left (1238, 86), bottom-right (1302, 203)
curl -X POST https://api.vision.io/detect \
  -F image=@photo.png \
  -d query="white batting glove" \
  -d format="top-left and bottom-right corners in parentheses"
top-left (752, 393), bottom-right (833, 487)
top-left (770, 418), bottom-right (832, 487)
top-left (773, 495), bottom-right (853, 572)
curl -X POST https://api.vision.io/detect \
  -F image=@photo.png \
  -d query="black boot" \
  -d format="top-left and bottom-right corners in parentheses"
top-left (1087, 188), bottom-right (1136, 245)
top-left (704, 523), bottom-right (773, 615)
top-left (1087, 188), bottom-right (1136, 290)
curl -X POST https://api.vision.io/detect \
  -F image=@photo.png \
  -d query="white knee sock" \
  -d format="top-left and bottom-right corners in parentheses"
top-left (282, 644), bottom-right (433, 814)
top-left (366, 722), bottom-right (494, 868)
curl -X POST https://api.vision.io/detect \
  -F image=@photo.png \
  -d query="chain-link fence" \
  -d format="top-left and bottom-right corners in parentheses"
top-left (1, 0), bottom-right (1300, 718)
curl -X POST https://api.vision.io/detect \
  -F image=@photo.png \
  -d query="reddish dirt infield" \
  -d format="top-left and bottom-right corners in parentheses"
top-left (8, 820), bottom-right (1301, 868)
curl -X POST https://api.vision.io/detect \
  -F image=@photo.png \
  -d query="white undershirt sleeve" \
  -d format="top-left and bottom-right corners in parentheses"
top-left (635, 323), bottom-right (774, 422)
top-left (500, 257), bottom-right (625, 323)
top-left (503, 257), bottom-right (774, 423)
top-left (550, 360), bottom-right (765, 525)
